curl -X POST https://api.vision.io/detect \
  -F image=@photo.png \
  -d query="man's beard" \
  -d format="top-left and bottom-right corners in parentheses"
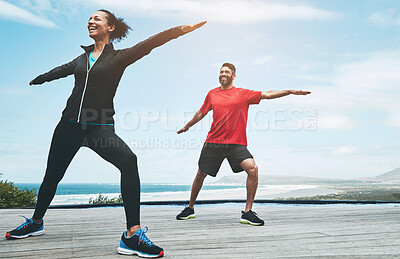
top-left (219, 75), bottom-right (233, 86)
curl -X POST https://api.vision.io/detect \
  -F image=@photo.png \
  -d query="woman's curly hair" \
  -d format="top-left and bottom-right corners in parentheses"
top-left (99, 9), bottom-right (132, 42)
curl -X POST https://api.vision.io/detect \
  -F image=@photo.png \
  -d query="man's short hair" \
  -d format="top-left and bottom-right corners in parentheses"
top-left (221, 63), bottom-right (236, 75)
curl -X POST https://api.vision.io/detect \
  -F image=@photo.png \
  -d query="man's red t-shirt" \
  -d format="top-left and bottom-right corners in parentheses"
top-left (200, 86), bottom-right (262, 146)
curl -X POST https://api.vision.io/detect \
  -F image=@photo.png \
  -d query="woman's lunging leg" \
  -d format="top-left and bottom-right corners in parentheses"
top-left (86, 129), bottom-right (140, 230)
top-left (33, 122), bottom-right (81, 220)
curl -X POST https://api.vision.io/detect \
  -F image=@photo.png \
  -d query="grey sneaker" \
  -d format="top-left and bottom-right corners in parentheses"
top-left (176, 207), bottom-right (195, 220)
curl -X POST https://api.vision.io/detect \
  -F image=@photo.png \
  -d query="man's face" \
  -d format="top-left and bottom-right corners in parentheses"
top-left (219, 67), bottom-right (235, 86)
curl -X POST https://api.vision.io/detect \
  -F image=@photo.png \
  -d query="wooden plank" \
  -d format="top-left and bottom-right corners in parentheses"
top-left (0, 205), bottom-right (399, 258)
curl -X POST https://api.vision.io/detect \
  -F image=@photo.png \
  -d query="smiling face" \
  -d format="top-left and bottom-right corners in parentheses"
top-left (88, 11), bottom-right (115, 41)
top-left (219, 66), bottom-right (235, 87)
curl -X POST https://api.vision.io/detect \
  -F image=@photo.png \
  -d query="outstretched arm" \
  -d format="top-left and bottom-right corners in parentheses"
top-left (261, 90), bottom-right (311, 99)
top-left (120, 21), bottom-right (206, 67)
top-left (177, 110), bottom-right (206, 134)
top-left (29, 56), bottom-right (80, 86)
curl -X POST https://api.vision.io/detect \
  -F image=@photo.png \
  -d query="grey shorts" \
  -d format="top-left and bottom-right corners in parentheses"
top-left (198, 143), bottom-right (253, 177)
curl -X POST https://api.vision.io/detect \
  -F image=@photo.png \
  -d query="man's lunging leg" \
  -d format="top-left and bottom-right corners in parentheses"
top-left (189, 169), bottom-right (207, 208)
top-left (176, 169), bottom-right (207, 220)
top-left (240, 158), bottom-right (258, 212)
top-left (239, 158), bottom-right (264, 226)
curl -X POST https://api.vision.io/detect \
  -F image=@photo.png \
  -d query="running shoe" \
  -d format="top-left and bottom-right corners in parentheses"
top-left (176, 207), bottom-right (195, 220)
top-left (5, 216), bottom-right (44, 239)
top-left (240, 210), bottom-right (264, 226)
top-left (117, 227), bottom-right (164, 258)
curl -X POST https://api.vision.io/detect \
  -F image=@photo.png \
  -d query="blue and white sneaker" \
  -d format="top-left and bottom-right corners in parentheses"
top-left (5, 216), bottom-right (44, 239)
top-left (117, 227), bottom-right (164, 258)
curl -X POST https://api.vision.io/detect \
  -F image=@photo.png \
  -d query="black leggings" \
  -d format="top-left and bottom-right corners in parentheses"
top-left (33, 120), bottom-right (140, 228)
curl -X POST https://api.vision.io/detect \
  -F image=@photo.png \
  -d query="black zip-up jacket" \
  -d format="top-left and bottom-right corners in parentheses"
top-left (32, 26), bottom-right (185, 125)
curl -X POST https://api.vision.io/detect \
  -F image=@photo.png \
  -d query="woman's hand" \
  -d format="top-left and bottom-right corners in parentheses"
top-left (181, 21), bottom-right (207, 33)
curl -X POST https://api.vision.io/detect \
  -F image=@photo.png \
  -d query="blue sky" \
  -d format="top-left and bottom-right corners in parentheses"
top-left (1, 0), bottom-right (400, 183)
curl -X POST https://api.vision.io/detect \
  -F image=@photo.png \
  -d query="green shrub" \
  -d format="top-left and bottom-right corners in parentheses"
top-left (0, 180), bottom-right (37, 208)
top-left (89, 194), bottom-right (122, 204)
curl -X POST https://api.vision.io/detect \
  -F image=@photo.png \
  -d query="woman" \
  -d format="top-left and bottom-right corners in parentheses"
top-left (5, 9), bottom-right (205, 258)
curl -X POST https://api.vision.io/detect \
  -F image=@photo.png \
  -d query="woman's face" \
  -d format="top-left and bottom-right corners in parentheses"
top-left (88, 11), bottom-right (114, 40)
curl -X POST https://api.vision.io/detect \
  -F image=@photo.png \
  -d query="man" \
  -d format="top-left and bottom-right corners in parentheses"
top-left (176, 63), bottom-right (311, 226)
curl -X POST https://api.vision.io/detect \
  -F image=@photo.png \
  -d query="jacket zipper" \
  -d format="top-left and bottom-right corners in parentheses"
top-left (77, 45), bottom-right (105, 122)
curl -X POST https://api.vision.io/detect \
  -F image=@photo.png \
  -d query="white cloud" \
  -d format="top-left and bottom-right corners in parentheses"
top-left (0, 0), bottom-right (57, 28)
top-left (252, 56), bottom-right (274, 66)
top-left (331, 146), bottom-right (358, 155)
top-left (250, 144), bottom-right (400, 179)
top-left (286, 50), bottom-right (400, 118)
top-left (93, 0), bottom-right (341, 24)
top-left (330, 50), bottom-right (400, 114)
top-left (367, 8), bottom-right (400, 26)
top-left (317, 114), bottom-right (355, 130)
top-left (386, 115), bottom-right (400, 128)
top-left (334, 51), bottom-right (400, 91)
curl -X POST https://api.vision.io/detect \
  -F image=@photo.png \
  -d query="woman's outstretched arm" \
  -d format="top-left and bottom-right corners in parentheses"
top-left (30, 56), bottom-right (80, 85)
top-left (119, 21), bottom-right (206, 68)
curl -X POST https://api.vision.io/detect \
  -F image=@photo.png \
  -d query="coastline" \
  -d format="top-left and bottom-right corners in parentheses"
top-left (50, 184), bottom-right (341, 205)
top-left (18, 183), bottom-right (400, 206)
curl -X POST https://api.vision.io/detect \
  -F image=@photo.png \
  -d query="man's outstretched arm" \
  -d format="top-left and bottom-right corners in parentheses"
top-left (177, 110), bottom-right (206, 134)
top-left (261, 90), bottom-right (311, 99)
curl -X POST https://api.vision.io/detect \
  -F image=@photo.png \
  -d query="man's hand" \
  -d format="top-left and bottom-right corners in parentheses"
top-left (177, 126), bottom-right (189, 134)
top-left (29, 80), bottom-right (33, 86)
top-left (181, 21), bottom-right (207, 33)
top-left (291, 90), bottom-right (311, 95)
top-left (177, 110), bottom-right (205, 133)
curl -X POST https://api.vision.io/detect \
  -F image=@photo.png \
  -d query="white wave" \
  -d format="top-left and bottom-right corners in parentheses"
top-left (50, 185), bottom-right (340, 205)
top-left (51, 193), bottom-right (120, 205)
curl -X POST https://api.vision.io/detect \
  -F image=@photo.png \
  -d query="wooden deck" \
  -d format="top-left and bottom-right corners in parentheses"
top-left (1, 204), bottom-right (399, 258)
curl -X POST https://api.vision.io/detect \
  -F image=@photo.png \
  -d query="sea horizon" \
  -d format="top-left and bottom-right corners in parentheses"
top-left (13, 183), bottom-right (340, 205)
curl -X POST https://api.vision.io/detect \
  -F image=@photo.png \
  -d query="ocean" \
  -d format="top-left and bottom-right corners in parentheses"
top-left (14, 183), bottom-right (245, 205)
top-left (14, 183), bottom-right (340, 205)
